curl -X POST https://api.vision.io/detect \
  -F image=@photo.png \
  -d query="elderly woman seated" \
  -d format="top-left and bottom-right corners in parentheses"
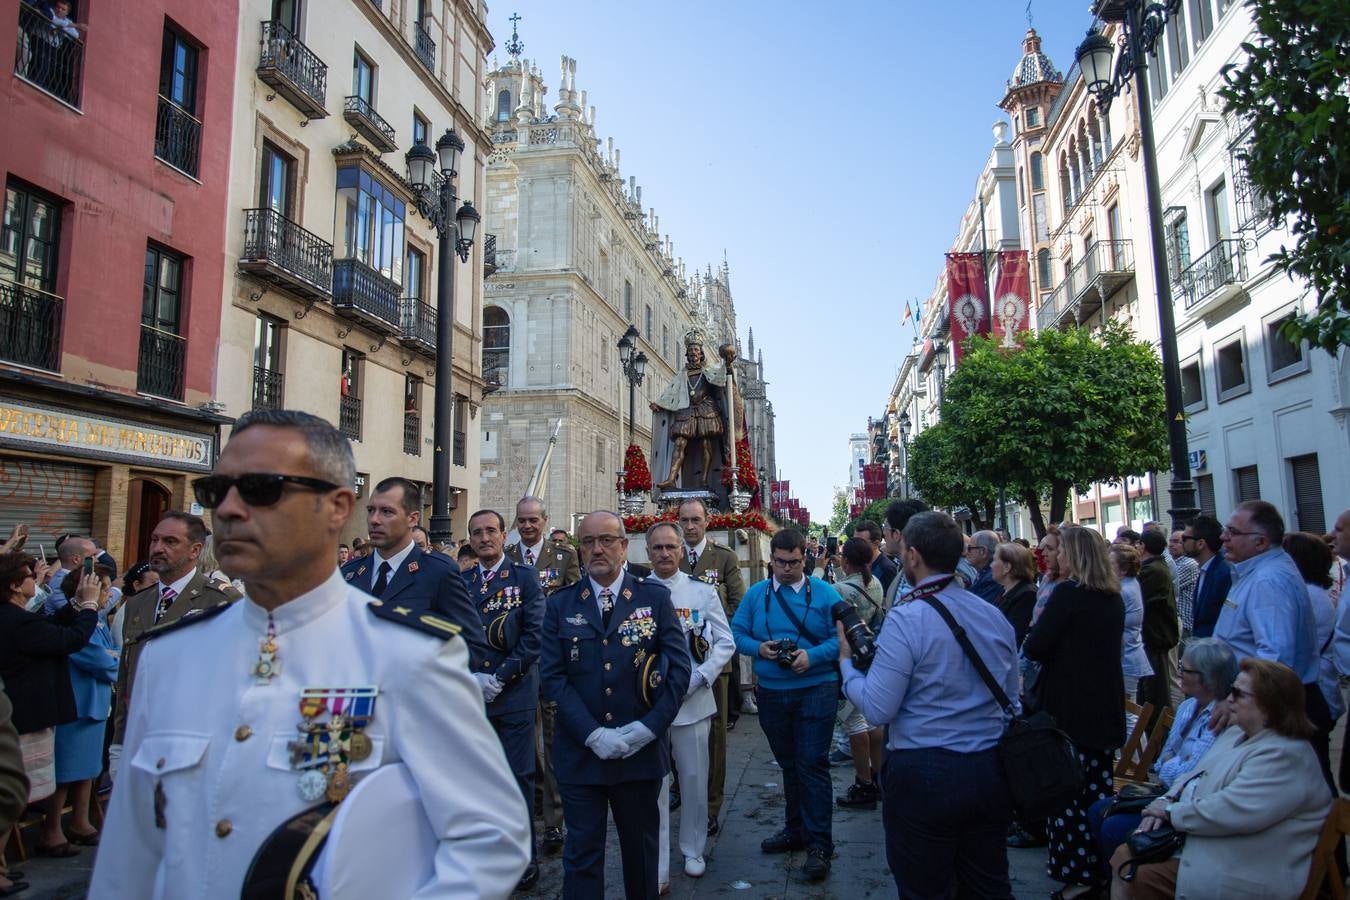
top-left (1086, 638), bottom-right (1236, 881)
top-left (1109, 657), bottom-right (1332, 900)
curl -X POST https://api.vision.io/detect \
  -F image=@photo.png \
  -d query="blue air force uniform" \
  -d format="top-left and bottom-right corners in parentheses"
top-left (341, 544), bottom-right (490, 667)
top-left (540, 571), bottom-right (691, 899)
top-left (466, 558), bottom-right (546, 861)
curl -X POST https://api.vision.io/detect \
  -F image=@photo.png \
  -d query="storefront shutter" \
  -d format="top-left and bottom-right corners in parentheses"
top-left (0, 455), bottom-right (96, 557)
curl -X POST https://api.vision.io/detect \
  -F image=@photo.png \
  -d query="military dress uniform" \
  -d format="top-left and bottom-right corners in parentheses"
top-left (540, 571), bottom-right (691, 899)
top-left (506, 538), bottom-right (580, 843)
top-left (340, 543), bottom-right (490, 669)
top-left (89, 570), bottom-right (531, 899)
top-left (466, 558), bottom-right (545, 864)
top-left (679, 538), bottom-right (745, 825)
top-left (113, 571), bottom-right (241, 746)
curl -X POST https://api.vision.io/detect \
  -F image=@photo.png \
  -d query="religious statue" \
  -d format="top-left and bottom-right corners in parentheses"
top-left (650, 328), bottom-right (741, 492)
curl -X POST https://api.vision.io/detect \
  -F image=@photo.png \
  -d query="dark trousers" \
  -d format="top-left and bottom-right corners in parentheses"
top-left (757, 680), bottom-right (836, 853)
top-left (559, 778), bottom-right (662, 900)
top-left (534, 700), bottom-right (564, 828)
top-left (882, 746), bottom-right (1013, 900)
top-left (708, 672), bottom-right (729, 819)
top-left (1136, 647), bottom-right (1174, 727)
top-left (491, 707), bottom-right (537, 863)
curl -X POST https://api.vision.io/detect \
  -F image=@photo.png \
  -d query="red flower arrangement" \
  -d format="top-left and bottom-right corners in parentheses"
top-left (622, 510), bottom-right (769, 534)
top-left (719, 436), bottom-right (758, 493)
top-left (621, 444), bottom-right (652, 494)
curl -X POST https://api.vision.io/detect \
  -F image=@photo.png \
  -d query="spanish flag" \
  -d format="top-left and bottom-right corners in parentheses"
top-left (902, 301), bottom-right (913, 325)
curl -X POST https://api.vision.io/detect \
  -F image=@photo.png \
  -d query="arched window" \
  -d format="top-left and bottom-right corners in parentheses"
top-left (495, 89), bottom-right (512, 121)
top-left (1030, 151), bottom-right (1045, 191)
top-left (483, 306), bottom-right (510, 387)
top-left (1088, 108), bottom-right (1104, 166)
top-left (1078, 124), bottom-right (1093, 182)
top-left (1037, 248), bottom-right (1052, 286)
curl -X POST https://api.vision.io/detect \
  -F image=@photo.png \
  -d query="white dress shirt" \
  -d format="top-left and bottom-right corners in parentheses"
top-left (370, 541), bottom-right (416, 590)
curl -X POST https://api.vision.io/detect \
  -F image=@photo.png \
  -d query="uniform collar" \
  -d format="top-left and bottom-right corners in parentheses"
top-left (522, 538), bottom-right (545, 560)
top-left (372, 541), bottom-right (416, 579)
top-left (162, 568), bottom-right (197, 598)
top-left (241, 569), bottom-right (348, 634)
top-left (478, 555), bottom-right (506, 578)
top-left (648, 569), bottom-right (685, 588)
top-left (686, 538), bottom-right (708, 558)
top-left (589, 571), bottom-right (625, 598)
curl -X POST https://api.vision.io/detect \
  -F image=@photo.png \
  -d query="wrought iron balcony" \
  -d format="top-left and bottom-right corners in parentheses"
top-left (452, 430), bottom-right (466, 466)
top-left (155, 95), bottom-right (202, 177)
top-left (403, 412), bottom-right (421, 455)
top-left (137, 325), bottom-right (186, 401)
top-left (239, 208), bottom-right (333, 300)
top-left (333, 259), bottom-right (401, 334)
top-left (343, 95), bottom-right (397, 153)
top-left (15, 2), bottom-right (83, 107)
top-left (483, 233), bottom-right (497, 276)
top-left (400, 298), bottom-right (436, 356)
top-left (339, 395), bottom-right (362, 440)
top-left (0, 280), bottom-right (63, 371)
top-left (252, 366), bottom-right (284, 410)
top-left (256, 20), bottom-right (328, 119)
top-left (1178, 239), bottom-right (1248, 316)
top-left (414, 22), bottom-right (435, 71)
top-left (1039, 239), bottom-right (1134, 331)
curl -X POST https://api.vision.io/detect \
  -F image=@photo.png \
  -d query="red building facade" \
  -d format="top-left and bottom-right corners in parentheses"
top-left (0, 0), bottom-right (238, 564)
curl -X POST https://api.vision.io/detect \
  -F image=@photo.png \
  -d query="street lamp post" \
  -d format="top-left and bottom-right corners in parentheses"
top-left (1076, 1), bottom-right (1198, 530)
top-left (933, 341), bottom-right (949, 405)
top-left (405, 130), bottom-right (480, 546)
top-left (898, 411), bottom-right (912, 499)
top-left (616, 324), bottom-right (648, 447)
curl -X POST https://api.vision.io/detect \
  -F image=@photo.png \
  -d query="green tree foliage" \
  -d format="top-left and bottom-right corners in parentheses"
top-left (1218, 0), bottom-right (1350, 353)
top-left (844, 498), bottom-right (894, 538)
top-left (917, 324), bottom-right (1168, 536)
top-left (828, 490), bottom-right (850, 534)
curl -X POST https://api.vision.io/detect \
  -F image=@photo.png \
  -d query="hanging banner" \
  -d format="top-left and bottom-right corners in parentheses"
top-left (992, 250), bottom-right (1032, 349)
top-left (945, 252), bottom-right (989, 363)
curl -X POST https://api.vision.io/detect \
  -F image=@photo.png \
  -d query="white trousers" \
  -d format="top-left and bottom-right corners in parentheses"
top-left (658, 715), bottom-right (712, 883)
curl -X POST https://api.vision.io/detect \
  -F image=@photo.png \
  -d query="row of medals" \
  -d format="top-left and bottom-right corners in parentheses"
top-left (290, 708), bottom-right (376, 804)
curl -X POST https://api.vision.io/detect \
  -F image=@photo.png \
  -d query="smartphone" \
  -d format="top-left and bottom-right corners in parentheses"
top-left (83, 556), bottom-right (95, 575)
top-left (826, 536), bottom-right (839, 556)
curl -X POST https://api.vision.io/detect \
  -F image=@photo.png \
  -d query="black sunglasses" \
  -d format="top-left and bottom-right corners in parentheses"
top-left (193, 473), bottom-right (341, 508)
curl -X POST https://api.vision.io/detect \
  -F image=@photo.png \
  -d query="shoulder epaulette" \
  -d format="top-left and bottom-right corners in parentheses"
top-left (367, 600), bottom-right (462, 640)
top-left (140, 600), bottom-right (232, 642)
top-left (707, 539), bottom-right (731, 553)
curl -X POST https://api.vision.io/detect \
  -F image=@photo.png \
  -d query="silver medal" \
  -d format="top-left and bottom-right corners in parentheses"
top-left (297, 769), bottom-right (327, 802)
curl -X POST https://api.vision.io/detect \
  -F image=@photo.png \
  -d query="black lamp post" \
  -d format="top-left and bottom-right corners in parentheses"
top-left (933, 341), bottom-right (949, 404)
top-left (406, 129), bottom-right (481, 546)
top-left (1075, 1), bottom-right (1198, 530)
top-left (617, 324), bottom-right (647, 446)
top-left (898, 411), bottom-right (912, 499)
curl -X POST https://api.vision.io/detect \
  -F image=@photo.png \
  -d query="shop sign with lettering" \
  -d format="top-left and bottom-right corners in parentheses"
top-left (0, 399), bottom-right (215, 472)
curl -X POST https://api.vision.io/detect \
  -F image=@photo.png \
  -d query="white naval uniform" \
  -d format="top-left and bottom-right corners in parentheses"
top-left (652, 570), bottom-right (735, 881)
top-left (89, 570), bottom-right (530, 900)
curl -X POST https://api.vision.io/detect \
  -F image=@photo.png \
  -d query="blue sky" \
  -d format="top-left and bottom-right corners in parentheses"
top-left (489, 0), bottom-right (1094, 519)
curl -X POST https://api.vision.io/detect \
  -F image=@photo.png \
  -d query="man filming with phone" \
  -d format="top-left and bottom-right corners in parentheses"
top-left (730, 529), bottom-right (842, 882)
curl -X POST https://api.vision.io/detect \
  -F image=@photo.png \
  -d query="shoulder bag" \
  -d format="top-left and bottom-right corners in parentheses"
top-left (916, 592), bottom-right (1084, 821)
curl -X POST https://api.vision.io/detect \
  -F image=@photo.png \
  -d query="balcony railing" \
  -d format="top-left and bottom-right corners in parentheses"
top-left (333, 259), bottom-right (401, 334)
top-left (343, 95), bottom-right (397, 153)
top-left (403, 412), bottom-right (421, 455)
top-left (252, 366), bottom-right (284, 410)
top-left (452, 430), bottom-right (466, 466)
top-left (137, 325), bottom-right (186, 400)
top-left (1178, 239), bottom-right (1248, 313)
top-left (414, 22), bottom-right (435, 71)
top-left (400, 298), bottom-right (436, 356)
top-left (0, 280), bottom-right (63, 371)
top-left (340, 395), bottom-right (362, 440)
top-left (15, 2), bottom-right (83, 107)
top-left (1039, 239), bottom-right (1134, 331)
top-left (155, 95), bottom-right (202, 177)
top-left (239, 208), bottom-right (334, 300)
top-left (483, 233), bottom-right (497, 276)
top-left (256, 20), bottom-right (328, 119)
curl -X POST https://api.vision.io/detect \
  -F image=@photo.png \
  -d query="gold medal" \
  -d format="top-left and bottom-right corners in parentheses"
top-left (347, 731), bottom-right (373, 762)
top-left (325, 763), bottom-right (351, 803)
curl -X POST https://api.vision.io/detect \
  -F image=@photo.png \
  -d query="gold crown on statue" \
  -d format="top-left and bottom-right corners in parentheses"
top-left (683, 326), bottom-right (707, 348)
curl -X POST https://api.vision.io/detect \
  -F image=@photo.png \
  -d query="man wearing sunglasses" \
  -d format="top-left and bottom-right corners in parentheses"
top-left (91, 409), bottom-right (530, 898)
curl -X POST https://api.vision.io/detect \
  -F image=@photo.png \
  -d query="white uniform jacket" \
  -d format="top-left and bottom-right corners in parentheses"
top-left (650, 570), bottom-right (735, 727)
top-left (89, 570), bottom-right (530, 900)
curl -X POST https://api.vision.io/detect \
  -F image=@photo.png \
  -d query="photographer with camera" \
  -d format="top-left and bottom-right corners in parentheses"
top-left (839, 511), bottom-right (1020, 899)
top-left (730, 528), bottom-right (842, 882)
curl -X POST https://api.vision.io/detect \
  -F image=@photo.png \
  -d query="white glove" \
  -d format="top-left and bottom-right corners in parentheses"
top-left (473, 672), bottom-right (503, 703)
top-left (685, 670), bottom-right (707, 698)
top-left (108, 743), bottom-right (122, 782)
top-left (585, 727), bottom-right (632, 760)
top-left (616, 721), bottom-right (655, 758)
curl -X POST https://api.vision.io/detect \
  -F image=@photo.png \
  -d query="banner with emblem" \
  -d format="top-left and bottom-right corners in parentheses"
top-left (992, 250), bottom-right (1031, 349)
top-left (945, 252), bottom-right (989, 363)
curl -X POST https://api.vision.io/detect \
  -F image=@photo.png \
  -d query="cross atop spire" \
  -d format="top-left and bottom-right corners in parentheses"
top-left (505, 12), bottom-right (524, 58)
top-left (1025, 0), bottom-right (1034, 28)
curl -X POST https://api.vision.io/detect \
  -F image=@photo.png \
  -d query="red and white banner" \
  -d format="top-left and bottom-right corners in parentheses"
top-left (770, 481), bottom-right (786, 509)
top-left (945, 252), bottom-right (989, 363)
top-left (992, 250), bottom-right (1032, 349)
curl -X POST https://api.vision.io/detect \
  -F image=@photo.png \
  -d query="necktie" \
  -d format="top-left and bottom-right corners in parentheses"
top-left (600, 589), bottom-right (614, 629)
top-left (154, 586), bottom-right (177, 623)
top-left (688, 548), bottom-right (699, 569)
top-left (372, 561), bottom-right (392, 597)
top-left (525, 548), bottom-right (536, 566)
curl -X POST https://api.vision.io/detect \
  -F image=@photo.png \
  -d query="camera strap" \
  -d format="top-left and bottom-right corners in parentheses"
top-left (912, 583), bottom-right (1017, 717)
top-left (767, 579), bottom-right (816, 645)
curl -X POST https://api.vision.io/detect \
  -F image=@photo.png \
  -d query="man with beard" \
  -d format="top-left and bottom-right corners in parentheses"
top-left (341, 477), bottom-right (488, 665)
top-left (108, 511), bottom-right (239, 781)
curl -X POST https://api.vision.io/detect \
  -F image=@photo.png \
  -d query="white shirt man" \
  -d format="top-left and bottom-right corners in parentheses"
top-left (646, 523), bottom-right (734, 884)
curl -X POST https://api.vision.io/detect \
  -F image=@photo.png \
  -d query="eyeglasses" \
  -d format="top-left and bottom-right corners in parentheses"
top-left (193, 473), bottom-right (341, 509)
top-left (579, 534), bottom-right (624, 548)
top-left (1228, 685), bottom-right (1251, 701)
top-left (770, 557), bottom-right (804, 568)
top-left (1222, 526), bottom-right (1265, 539)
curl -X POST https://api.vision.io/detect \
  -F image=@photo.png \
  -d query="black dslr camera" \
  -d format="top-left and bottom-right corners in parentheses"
top-left (773, 639), bottom-right (799, 669)
top-left (832, 600), bottom-right (878, 670)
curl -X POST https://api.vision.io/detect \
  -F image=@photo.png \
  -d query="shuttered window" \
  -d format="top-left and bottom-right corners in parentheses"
top-left (1290, 454), bottom-right (1325, 534)
top-left (1233, 465), bottom-right (1260, 504)
top-left (1196, 474), bottom-right (1216, 517)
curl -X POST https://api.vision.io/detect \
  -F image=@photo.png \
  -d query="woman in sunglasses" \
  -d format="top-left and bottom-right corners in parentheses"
top-left (1110, 657), bottom-right (1331, 899)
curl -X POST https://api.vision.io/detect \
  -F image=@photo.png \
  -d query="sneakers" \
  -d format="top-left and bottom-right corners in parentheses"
top-left (801, 847), bottom-right (832, 880)
top-left (761, 829), bottom-right (807, 854)
top-left (827, 748), bottom-right (853, 767)
top-left (836, 778), bottom-right (879, 810)
top-left (684, 855), bottom-right (706, 877)
top-left (740, 691), bottom-right (759, 714)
